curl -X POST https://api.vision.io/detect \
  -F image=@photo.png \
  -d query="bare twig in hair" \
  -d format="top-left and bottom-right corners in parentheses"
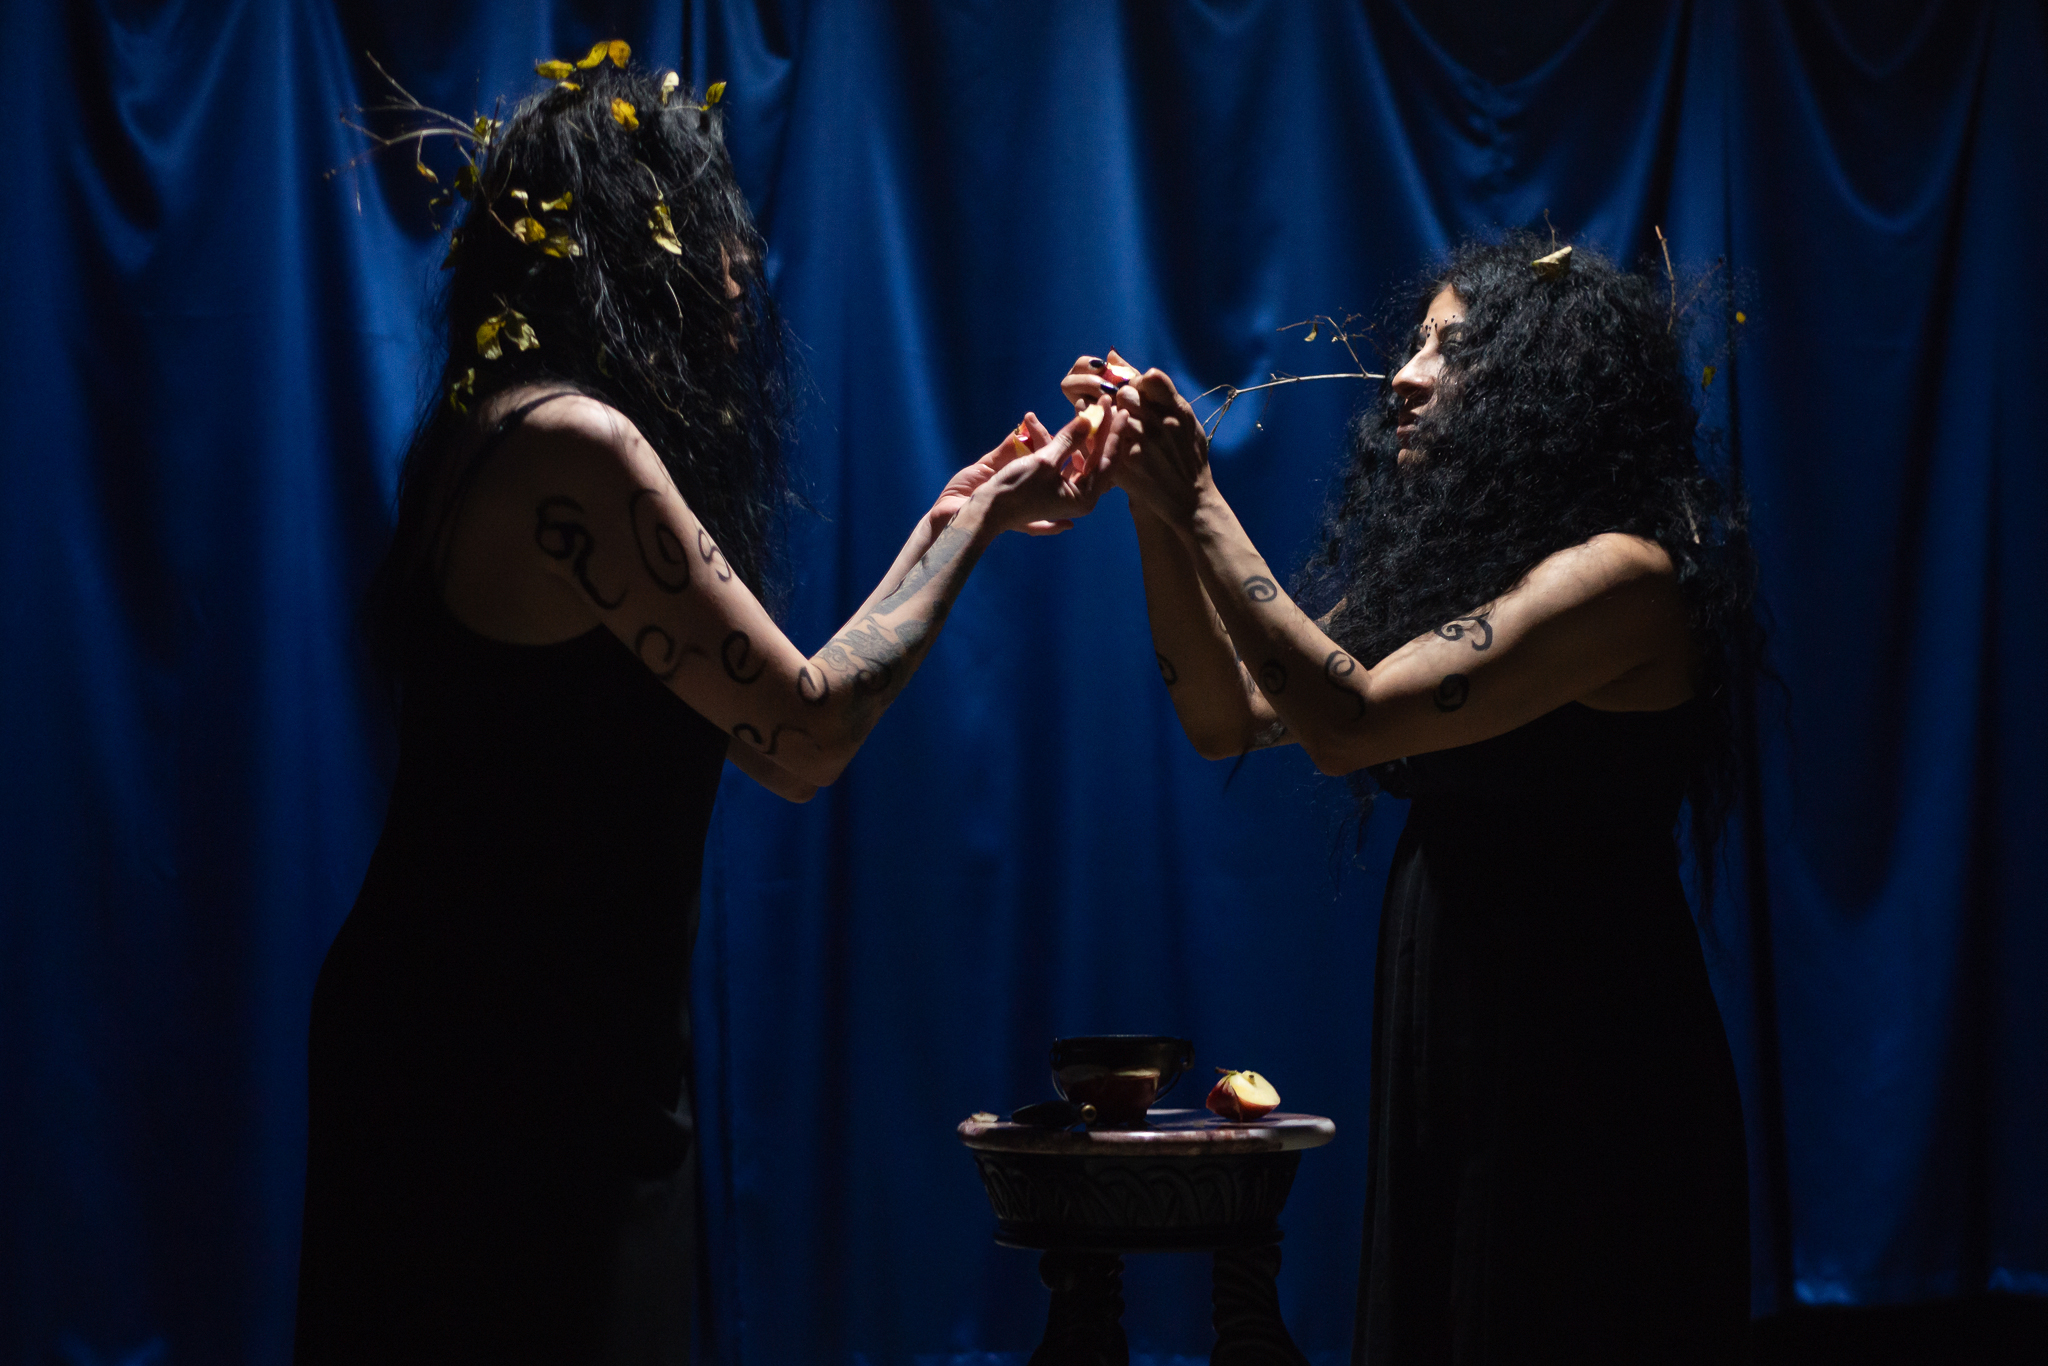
top-left (1196, 313), bottom-right (1385, 436)
top-left (1655, 224), bottom-right (1677, 333)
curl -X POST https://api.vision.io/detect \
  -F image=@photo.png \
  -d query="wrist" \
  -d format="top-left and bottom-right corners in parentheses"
top-left (952, 489), bottom-right (1003, 546)
top-left (1183, 480), bottom-right (1234, 546)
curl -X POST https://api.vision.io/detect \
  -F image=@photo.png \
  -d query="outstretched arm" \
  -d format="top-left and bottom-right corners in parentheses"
top-left (511, 397), bottom-right (1101, 789)
top-left (1099, 369), bottom-right (1694, 774)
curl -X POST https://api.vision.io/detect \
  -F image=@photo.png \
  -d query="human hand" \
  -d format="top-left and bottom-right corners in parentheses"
top-left (926, 413), bottom-right (1078, 537)
top-left (1076, 353), bottom-right (1212, 527)
top-left (968, 411), bottom-right (1105, 535)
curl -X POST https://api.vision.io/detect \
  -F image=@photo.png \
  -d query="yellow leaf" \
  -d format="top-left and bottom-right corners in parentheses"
top-left (1531, 244), bottom-right (1573, 279)
top-left (454, 164), bottom-right (479, 199)
top-left (1701, 365), bottom-right (1717, 391)
top-left (509, 188), bottom-right (529, 204)
top-left (472, 116), bottom-right (500, 146)
top-left (608, 40), bottom-right (630, 67)
top-left (611, 98), bottom-right (639, 130)
top-left (441, 237), bottom-right (460, 269)
top-left (660, 71), bottom-right (680, 105)
top-left (540, 191), bottom-right (573, 212)
top-left (1304, 322), bottom-right (1318, 342)
top-left (476, 316), bottom-right (504, 360)
top-left (536, 59), bottom-right (574, 80)
top-left (649, 202), bottom-right (683, 254)
top-left (556, 81), bottom-right (580, 92)
top-left (541, 233), bottom-right (582, 259)
top-left (701, 80), bottom-right (726, 109)
top-left (506, 318), bottom-right (538, 352)
top-left (448, 366), bottom-right (476, 413)
top-left (1735, 311), bottom-right (1747, 324)
top-left (511, 216), bottom-right (547, 244)
top-left (577, 40), bottom-right (610, 69)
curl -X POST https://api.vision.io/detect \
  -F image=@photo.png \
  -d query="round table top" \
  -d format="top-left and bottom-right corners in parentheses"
top-left (958, 1108), bottom-right (1335, 1156)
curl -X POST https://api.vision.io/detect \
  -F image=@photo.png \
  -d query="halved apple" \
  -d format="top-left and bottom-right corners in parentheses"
top-left (1205, 1068), bottom-right (1281, 1121)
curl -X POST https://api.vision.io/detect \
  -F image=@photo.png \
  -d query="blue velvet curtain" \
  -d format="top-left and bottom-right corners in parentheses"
top-left (4, 2), bottom-right (2042, 1362)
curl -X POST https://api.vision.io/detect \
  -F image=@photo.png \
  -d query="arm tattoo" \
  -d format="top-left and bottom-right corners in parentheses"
top-left (720, 630), bottom-right (766, 685)
top-left (697, 527), bottom-right (733, 582)
top-left (1322, 649), bottom-right (1368, 721)
top-left (1155, 652), bottom-right (1179, 686)
top-left (1243, 575), bottom-right (1279, 603)
top-left (732, 721), bottom-right (764, 747)
top-left (1434, 614), bottom-right (1493, 651)
top-left (634, 624), bottom-right (706, 680)
top-left (797, 665), bottom-right (831, 705)
top-left (1433, 673), bottom-right (1470, 712)
top-left (630, 489), bottom-right (693, 592)
top-left (1256, 659), bottom-right (1288, 695)
top-left (534, 496), bottom-right (626, 609)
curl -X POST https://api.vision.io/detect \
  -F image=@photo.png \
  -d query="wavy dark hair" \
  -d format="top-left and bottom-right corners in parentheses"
top-left (1295, 231), bottom-right (1759, 907)
top-left (367, 62), bottom-right (791, 671)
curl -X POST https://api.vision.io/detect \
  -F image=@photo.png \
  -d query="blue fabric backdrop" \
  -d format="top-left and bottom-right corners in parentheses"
top-left (3, 2), bottom-right (2043, 1362)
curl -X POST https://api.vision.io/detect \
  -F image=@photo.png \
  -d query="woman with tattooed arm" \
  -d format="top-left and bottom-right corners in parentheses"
top-left (1068, 236), bottom-right (1757, 1363)
top-left (294, 62), bottom-right (1100, 1364)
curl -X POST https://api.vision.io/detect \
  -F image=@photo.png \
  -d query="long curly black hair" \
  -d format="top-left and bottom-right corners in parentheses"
top-left (1295, 231), bottom-right (1760, 906)
top-left (368, 62), bottom-right (791, 671)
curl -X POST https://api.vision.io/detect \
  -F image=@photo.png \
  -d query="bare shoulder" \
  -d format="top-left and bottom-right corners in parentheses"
top-left (485, 388), bottom-right (664, 488)
top-left (1523, 532), bottom-right (1677, 604)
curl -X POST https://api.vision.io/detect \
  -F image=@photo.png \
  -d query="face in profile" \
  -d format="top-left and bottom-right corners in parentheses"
top-left (1388, 285), bottom-right (1465, 467)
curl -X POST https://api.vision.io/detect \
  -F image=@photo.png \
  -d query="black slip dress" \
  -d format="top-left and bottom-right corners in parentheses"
top-left (295, 404), bottom-right (727, 1364)
top-left (1355, 701), bottom-right (1750, 1364)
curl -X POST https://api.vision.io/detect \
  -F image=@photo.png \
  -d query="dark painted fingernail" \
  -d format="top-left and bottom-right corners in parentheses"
top-left (1099, 381), bottom-right (1119, 394)
top-left (1087, 358), bottom-right (1105, 369)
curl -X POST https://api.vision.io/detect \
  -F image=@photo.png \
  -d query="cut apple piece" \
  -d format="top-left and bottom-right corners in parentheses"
top-left (1205, 1068), bottom-right (1281, 1121)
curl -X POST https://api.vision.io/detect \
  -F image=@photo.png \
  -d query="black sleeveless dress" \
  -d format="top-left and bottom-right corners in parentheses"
top-left (295, 418), bottom-right (727, 1363)
top-left (1355, 702), bottom-right (1749, 1364)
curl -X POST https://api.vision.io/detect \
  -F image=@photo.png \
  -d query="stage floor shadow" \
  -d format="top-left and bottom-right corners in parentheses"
top-left (1753, 1294), bottom-right (2047, 1365)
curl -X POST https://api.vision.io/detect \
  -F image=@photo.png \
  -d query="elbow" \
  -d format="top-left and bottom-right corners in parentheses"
top-left (1298, 722), bottom-right (1386, 778)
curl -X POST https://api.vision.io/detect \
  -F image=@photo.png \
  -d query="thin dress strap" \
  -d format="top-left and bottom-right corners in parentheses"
top-left (422, 390), bottom-right (582, 588)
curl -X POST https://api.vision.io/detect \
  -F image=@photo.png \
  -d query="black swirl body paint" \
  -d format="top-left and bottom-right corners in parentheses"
top-left (762, 722), bottom-right (813, 757)
top-left (1257, 660), bottom-right (1288, 695)
top-left (797, 666), bottom-right (831, 705)
top-left (732, 722), bottom-right (764, 747)
top-left (1434, 614), bottom-right (1493, 651)
top-left (1323, 650), bottom-right (1368, 721)
top-left (1243, 575), bottom-right (1279, 603)
top-left (720, 631), bottom-right (766, 684)
top-left (1156, 653), bottom-right (1179, 686)
top-left (629, 489), bottom-right (692, 592)
top-left (1433, 674), bottom-right (1470, 712)
top-left (697, 527), bottom-right (733, 582)
top-left (534, 496), bottom-right (626, 609)
top-left (633, 625), bottom-right (698, 680)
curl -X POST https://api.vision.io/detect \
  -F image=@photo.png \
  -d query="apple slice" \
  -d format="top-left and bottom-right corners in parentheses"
top-left (1103, 348), bottom-right (1141, 386)
top-left (1205, 1068), bottom-right (1281, 1121)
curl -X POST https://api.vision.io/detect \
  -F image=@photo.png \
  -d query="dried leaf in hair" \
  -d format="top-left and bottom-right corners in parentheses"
top-left (1304, 322), bottom-right (1318, 342)
top-left (1701, 365), bottom-right (1717, 391)
top-left (454, 164), bottom-right (479, 200)
top-left (441, 236), bottom-right (460, 269)
top-left (649, 203), bottom-right (683, 254)
top-left (1531, 244), bottom-right (1573, 279)
top-left (607, 40), bottom-right (631, 67)
top-left (541, 233), bottom-right (582, 259)
top-left (536, 59), bottom-right (574, 80)
top-left (660, 71), bottom-right (680, 105)
top-left (509, 189), bottom-right (529, 204)
top-left (701, 80), bottom-right (726, 109)
top-left (611, 98), bottom-right (639, 130)
top-left (556, 81), bottom-right (580, 92)
top-left (449, 367), bottom-right (476, 413)
top-left (540, 192), bottom-right (573, 212)
top-left (576, 41), bottom-right (611, 70)
top-left (476, 307), bottom-right (537, 361)
top-left (472, 117), bottom-right (500, 146)
top-left (511, 216), bottom-right (547, 244)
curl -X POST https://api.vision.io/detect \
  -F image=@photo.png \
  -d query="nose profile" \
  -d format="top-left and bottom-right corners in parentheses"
top-left (1390, 354), bottom-right (1432, 404)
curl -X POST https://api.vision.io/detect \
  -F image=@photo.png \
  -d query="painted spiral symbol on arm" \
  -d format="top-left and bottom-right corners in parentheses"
top-left (732, 722), bottom-right (764, 747)
top-left (797, 665), bottom-right (831, 705)
top-left (629, 489), bottom-right (693, 593)
top-left (1432, 673), bottom-right (1471, 713)
top-left (1433, 614), bottom-right (1494, 651)
top-left (697, 527), bottom-right (733, 582)
top-left (1257, 659), bottom-right (1289, 695)
top-left (720, 631), bottom-right (766, 685)
top-left (1322, 650), bottom-right (1368, 721)
top-left (533, 496), bottom-right (626, 609)
top-left (1156, 653), bottom-right (1179, 686)
top-left (1243, 575), bottom-right (1279, 603)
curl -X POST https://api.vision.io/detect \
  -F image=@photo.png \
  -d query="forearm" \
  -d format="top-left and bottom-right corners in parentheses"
top-left (849, 513), bottom-right (946, 624)
top-left (799, 499), bottom-right (996, 772)
top-left (1132, 506), bottom-right (1278, 758)
top-left (1181, 488), bottom-right (1378, 770)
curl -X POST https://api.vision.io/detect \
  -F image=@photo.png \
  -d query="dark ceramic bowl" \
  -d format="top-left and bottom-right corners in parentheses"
top-left (1050, 1036), bottom-right (1196, 1127)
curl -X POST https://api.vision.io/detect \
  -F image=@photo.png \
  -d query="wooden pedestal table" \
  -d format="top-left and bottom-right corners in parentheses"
top-left (958, 1108), bottom-right (1336, 1366)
